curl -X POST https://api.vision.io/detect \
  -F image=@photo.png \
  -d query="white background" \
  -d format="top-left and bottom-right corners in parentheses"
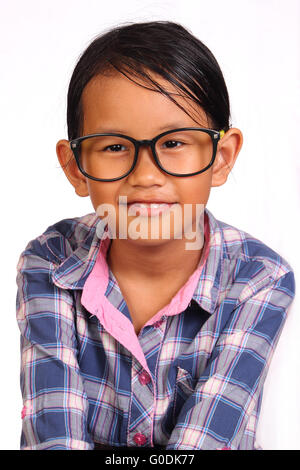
top-left (1, 0), bottom-right (299, 450)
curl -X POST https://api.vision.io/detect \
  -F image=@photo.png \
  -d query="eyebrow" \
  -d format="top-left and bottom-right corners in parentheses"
top-left (157, 122), bottom-right (196, 132)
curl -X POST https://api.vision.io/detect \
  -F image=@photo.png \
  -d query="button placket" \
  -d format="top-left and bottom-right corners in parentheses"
top-left (128, 357), bottom-right (154, 447)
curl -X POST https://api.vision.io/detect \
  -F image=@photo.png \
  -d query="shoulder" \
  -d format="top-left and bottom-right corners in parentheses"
top-left (17, 212), bottom-right (99, 268)
top-left (206, 210), bottom-right (295, 306)
top-left (218, 218), bottom-right (293, 279)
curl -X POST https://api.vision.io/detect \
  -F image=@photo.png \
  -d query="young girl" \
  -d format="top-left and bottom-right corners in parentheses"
top-left (16, 21), bottom-right (295, 450)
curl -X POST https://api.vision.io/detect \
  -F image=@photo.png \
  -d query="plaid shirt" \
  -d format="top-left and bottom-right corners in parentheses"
top-left (16, 208), bottom-right (295, 450)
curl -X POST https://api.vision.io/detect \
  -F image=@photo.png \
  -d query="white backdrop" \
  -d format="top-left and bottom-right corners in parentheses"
top-left (1, 0), bottom-right (299, 450)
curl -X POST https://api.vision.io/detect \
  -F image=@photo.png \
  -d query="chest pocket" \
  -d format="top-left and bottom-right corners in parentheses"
top-left (173, 366), bottom-right (195, 423)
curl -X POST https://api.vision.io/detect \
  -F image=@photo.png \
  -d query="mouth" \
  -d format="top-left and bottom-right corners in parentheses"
top-left (122, 201), bottom-right (178, 217)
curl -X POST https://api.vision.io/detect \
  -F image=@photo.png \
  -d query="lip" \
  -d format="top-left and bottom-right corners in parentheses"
top-left (128, 200), bottom-right (177, 205)
top-left (119, 196), bottom-right (178, 205)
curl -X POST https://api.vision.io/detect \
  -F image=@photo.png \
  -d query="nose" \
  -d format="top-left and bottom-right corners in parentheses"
top-left (127, 143), bottom-right (166, 187)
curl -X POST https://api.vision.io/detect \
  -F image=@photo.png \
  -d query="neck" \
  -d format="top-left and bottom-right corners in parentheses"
top-left (107, 236), bottom-right (203, 282)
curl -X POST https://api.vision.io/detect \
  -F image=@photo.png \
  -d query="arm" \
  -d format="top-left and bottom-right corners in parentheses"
top-left (16, 239), bottom-right (94, 450)
top-left (166, 270), bottom-right (295, 450)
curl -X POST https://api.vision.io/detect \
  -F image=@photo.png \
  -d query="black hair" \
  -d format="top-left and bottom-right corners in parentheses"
top-left (67, 21), bottom-right (231, 141)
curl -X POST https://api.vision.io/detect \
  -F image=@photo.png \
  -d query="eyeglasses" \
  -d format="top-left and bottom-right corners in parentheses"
top-left (70, 127), bottom-right (225, 182)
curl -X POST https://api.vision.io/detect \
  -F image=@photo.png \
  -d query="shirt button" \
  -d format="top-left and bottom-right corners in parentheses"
top-left (153, 319), bottom-right (163, 328)
top-left (133, 433), bottom-right (147, 446)
top-left (138, 370), bottom-right (151, 385)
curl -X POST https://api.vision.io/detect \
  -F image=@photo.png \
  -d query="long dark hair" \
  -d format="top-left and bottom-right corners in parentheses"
top-left (67, 21), bottom-right (231, 141)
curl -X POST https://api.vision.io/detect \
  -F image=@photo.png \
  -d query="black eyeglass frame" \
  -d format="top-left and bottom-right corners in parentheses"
top-left (69, 127), bottom-right (224, 182)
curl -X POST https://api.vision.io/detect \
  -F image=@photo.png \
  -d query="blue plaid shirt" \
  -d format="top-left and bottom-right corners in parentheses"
top-left (16, 208), bottom-right (295, 450)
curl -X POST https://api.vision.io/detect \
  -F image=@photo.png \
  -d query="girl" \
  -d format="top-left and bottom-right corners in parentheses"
top-left (16, 21), bottom-right (295, 450)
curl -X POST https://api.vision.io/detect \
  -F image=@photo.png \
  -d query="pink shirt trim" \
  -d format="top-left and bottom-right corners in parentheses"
top-left (81, 213), bottom-right (210, 375)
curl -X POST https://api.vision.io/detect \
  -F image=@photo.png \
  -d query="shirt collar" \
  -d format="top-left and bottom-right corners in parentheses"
top-left (51, 213), bottom-right (103, 290)
top-left (192, 208), bottom-right (226, 314)
top-left (51, 208), bottom-right (225, 315)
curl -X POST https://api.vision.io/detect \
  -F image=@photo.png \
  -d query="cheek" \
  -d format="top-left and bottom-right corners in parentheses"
top-left (86, 181), bottom-right (122, 210)
top-left (179, 173), bottom-right (212, 206)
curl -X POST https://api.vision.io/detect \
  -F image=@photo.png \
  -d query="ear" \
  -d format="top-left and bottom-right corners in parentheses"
top-left (211, 128), bottom-right (243, 187)
top-left (56, 139), bottom-right (89, 197)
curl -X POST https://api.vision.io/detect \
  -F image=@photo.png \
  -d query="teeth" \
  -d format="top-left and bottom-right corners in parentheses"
top-left (133, 203), bottom-right (169, 207)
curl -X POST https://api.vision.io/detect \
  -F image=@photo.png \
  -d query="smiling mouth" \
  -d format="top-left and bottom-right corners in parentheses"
top-left (125, 202), bottom-right (178, 217)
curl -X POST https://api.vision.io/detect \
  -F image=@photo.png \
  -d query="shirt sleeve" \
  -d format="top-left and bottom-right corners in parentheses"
top-left (16, 238), bottom-right (94, 450)
top-left (166, 269), bottom-right (295, 450)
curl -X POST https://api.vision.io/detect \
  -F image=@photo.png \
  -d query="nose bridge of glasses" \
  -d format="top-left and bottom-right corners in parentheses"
top-left (135, 138), bottom-right (156, 160)
top-left (139, 139), bottom-right (153, 146)
top-left (137, 139), bottom-right (154, 152)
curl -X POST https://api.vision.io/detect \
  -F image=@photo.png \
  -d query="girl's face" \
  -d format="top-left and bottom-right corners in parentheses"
top-left (57, 71), bottom-right (242, 247)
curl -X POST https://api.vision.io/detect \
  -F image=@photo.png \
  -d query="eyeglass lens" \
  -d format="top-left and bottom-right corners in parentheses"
top-left (78, 130), bottom-right (213, 179)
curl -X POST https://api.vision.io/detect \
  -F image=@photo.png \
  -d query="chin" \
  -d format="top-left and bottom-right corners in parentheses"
top-left (124, 235), bottom-right (179, 249)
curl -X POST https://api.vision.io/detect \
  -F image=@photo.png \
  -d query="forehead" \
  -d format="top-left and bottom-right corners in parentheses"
top-left (80, 70), bottom-right (209, 135)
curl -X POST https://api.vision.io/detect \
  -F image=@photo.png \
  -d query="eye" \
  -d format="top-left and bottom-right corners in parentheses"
top-left (103, 144), bottom-right (127, 152)
top-left (161, 140), bottom-right (183, 149)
